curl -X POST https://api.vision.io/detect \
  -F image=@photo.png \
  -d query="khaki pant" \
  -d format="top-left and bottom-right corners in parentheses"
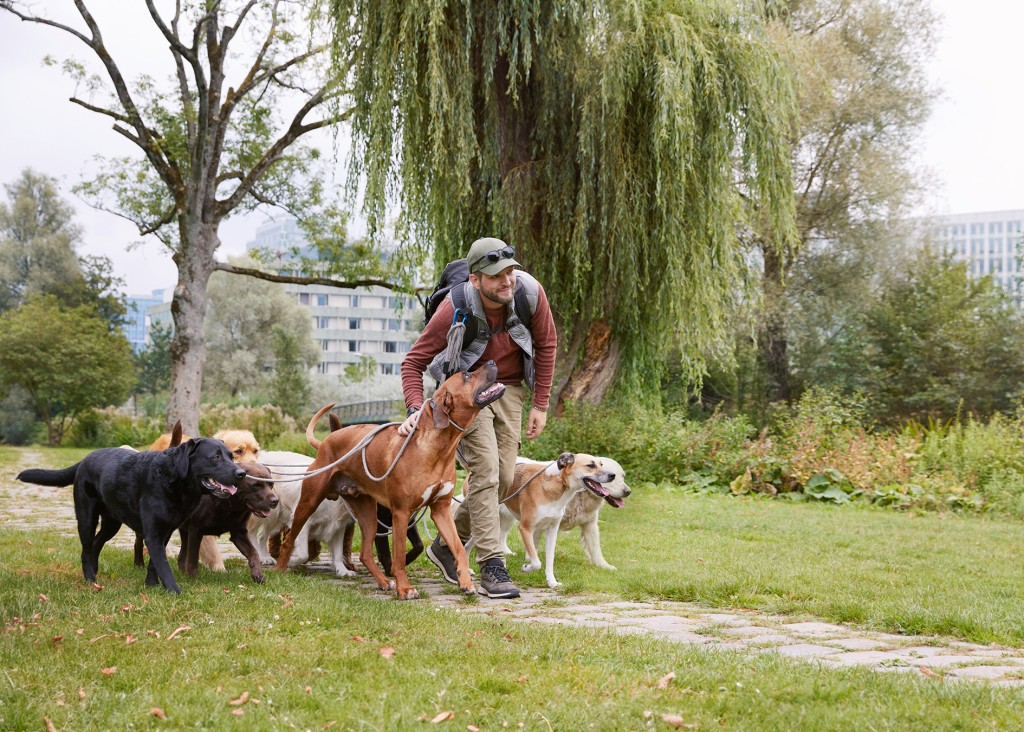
top-left (447, 384), bottom-right (525, 565)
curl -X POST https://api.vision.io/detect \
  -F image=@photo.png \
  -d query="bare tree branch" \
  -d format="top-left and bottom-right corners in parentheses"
top-left (69, 96), bottom-right (131, 124)
top-left (216, 90), bottom-right (353, 216)
top-left (213, 261), bottom-right (408, 293)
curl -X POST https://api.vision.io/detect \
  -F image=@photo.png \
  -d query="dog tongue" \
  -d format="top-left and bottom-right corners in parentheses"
top-left (604, 495), bottom-right (624, 509)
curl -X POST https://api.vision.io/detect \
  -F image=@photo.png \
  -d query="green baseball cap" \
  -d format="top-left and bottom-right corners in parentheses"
top-left (466, 237), bottom-right (521, 275)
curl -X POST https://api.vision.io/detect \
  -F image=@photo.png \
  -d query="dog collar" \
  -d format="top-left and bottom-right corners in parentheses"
top-left (428, 399), bottom-right (466, 432)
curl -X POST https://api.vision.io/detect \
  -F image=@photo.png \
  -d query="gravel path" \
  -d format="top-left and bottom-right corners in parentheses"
top-left (4, 452), bottom-right (1023, 687)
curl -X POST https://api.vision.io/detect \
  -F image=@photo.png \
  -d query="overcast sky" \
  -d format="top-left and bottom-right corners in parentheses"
top-left (1, 1), bottom-right (1022, 295)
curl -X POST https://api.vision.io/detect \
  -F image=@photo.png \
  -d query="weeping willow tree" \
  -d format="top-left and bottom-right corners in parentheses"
top-left (326, 0), bottom-right (797, 406)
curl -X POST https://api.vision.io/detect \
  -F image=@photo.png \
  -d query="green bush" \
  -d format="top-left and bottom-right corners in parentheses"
top-left (64, 407), bottom-right (160, 448)
top-left (0, 386), bottom-right (42, 445)
top-left (199, 403), bottom-right (298, 447)
top-left (267, 430), bottom-right (318, 456)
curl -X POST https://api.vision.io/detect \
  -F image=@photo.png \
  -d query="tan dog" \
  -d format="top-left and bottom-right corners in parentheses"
top-left (556, 456), bottom-right (630, 570)
top-left (495, 453), bottom-right (616, 588)
top-left (136, 426), bottom-right (261, 571)
top-left (276, 362), bottom-right (506, 600)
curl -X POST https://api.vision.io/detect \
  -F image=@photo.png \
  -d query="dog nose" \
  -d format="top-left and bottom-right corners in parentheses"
top-left (269, 495), bottom-right (279, 508)
top-left (624, 486), bottom-right (631, 496)
top-left (233, 467), bottom-right (246, 480)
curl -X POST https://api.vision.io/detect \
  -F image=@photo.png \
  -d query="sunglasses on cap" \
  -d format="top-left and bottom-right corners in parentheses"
top-left (469, 245), bottom-right (515, 272)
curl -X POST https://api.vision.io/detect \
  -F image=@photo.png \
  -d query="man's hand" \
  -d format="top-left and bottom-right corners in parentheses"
top-left (398, 408), bottom-right (421, 437)
top-left (525, 407), bottom-right (547, 440)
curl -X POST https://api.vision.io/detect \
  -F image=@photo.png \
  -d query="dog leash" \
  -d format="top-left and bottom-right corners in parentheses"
top-left (243, 400), bottom-right (464, 483)
top-left (498, 461), bottom-right (556, 505)
top-left (375, 506), bottom-right (429, 538)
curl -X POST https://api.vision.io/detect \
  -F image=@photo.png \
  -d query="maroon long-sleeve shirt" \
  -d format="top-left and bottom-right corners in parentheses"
top-left (402, 279), bottom-right (557, 412)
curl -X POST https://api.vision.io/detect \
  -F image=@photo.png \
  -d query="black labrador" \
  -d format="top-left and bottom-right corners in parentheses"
top-left (177, 461), bottom-right (278, 583)
top-left (17, 438), bottom-right (244, 594)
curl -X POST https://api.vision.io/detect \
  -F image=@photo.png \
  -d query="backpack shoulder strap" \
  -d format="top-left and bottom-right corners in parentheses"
top-left (449, 282), bottom-right (478, 345)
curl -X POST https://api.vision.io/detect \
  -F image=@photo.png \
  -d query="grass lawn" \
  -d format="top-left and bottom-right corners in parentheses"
top-left (2, 446), bottom-right (1024, 729)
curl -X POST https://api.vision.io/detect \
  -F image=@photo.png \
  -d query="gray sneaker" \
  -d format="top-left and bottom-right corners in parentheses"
top-left (426, 539), bottom-right (458, 585)
top-left (477, 559), bottom-right (520, 599)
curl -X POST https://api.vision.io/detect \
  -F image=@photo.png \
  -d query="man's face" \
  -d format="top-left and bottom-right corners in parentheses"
top-left (469, 266), bottom-right (517, 308)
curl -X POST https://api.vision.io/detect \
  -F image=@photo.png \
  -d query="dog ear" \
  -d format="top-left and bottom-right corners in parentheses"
top-left (556, 452), bottom-right (575, 470)
top-left (172, 438), bottom-right (198, 479)
top-left (169, 421), bottom-right (183, 448)
top-left (432, 391), bottom-right (452, 429)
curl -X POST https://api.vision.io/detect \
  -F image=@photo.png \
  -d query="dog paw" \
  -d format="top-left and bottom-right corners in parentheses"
top-left (334, 567), bottom-right (358, 578)
top-left (260, 558), bottom-right (275, 566)
top-left (521, 562), bottom-right (541, 573)
top-left (600, 563), bottom-right (617, 571)
top-left (252, 573), bottom-right (266, 584)
top-left (547, 579), bottom-right (561, 589)
top-left (460, 583), bottom-right (475, 595)
top-left (398, 587), bottom-right (420, 600)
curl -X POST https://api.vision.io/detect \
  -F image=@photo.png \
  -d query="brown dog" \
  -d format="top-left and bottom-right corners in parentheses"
top-left (177, 461), bottom-right (278, 583)
top-left (276, 362), bottom-right (506, 600)
top-left (496, 453), bottom-right (616, 588)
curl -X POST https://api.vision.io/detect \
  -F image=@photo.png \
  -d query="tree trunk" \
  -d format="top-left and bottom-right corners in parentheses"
top-left (759, 244), bottom-right (791, 404)
top-left (554, 319), bottom-right (622, 414)
top-left (167, 222), bottom-right (219, 435)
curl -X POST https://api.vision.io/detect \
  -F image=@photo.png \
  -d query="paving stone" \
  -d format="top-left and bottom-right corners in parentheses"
top-left (780, 622), bottom-right (849, 636)
top-left (826, 637), bottom-right (890, 651)
top-left (770, 644), bottom-right (843, 658)
top-left (824, 651), bottom-right (907, 666)
top-left (700, 613), bottom-right (749, 625)
top-left (625, 616), bottom-right (706, 633)
top-left (719, 625), bottom-right (784, 637)
top-left (905, 655), bottom-right (989, 668)
top-left (892, 646), bottom-right (949, 658)
top-left (947, 666), bottom-right (1024, 680)
top-left (742, 634), bottom-right (803, 646)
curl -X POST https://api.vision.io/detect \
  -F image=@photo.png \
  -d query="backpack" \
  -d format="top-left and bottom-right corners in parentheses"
top-left (423, 259), bottom-right (534, 347)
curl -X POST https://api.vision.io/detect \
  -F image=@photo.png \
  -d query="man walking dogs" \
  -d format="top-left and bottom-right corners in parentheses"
top-left (399, 237), bottom-right (557, 598)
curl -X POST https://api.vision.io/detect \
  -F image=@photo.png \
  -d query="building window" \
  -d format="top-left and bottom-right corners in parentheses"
top-left (299, 293), bottom-right (310, 305)
top-left (389, 318), bottom-right (401, 331)
top-left (350, 295), bottom-right (359, 307)
top-left (349, 318), bottom-right (360, 330)
top-left (382, 363), bottom-right (396, 375)
top-left (320, 340), bottom-right (330, 351)
top-left (316, 294), bottom-right (328, 306)
top-left (384, 341), bottom-right (398, 353)
top-left (348, 341), bottom-right (358, 352)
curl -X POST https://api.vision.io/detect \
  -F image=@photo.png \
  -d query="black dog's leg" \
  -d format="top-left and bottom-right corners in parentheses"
top-left (82, 512), bottom-right (121, 584)
top-left (143, 527), bottom-right (181, 594)
top-left (74, 487), bottom-right (102, 583)
top-left (406, 522), bottom-right (424, 567)
top-left (229, 529), bottom-right (265, 584)
top-left (375, 506), bottom-right (394, 576)
top-left (133, 534), bottom-right (146, 567)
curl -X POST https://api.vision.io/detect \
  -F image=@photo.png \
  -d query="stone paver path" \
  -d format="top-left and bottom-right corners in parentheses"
top-left (5, 456), bottom-right (1024, 687)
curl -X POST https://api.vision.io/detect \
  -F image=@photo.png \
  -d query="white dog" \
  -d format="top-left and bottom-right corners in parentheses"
top-left (483, 455), bottom-right (630, 574)
top-left (249, 450), bottom-right (356, 577)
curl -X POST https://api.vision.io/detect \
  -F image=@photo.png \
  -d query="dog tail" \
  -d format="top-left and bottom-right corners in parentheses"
top-left (306, 404), bottom-right (336, 451)
top-left (17, 464), bottom-right (80, 487)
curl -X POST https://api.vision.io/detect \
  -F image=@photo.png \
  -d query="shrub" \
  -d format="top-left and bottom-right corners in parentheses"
top-left (65, 407), bottom-right (160, 448)
top-left (199, 403), bottom-right (298, 447)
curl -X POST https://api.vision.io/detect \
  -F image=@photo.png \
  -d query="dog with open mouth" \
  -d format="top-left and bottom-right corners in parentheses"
top-left (17, 438), bottom-right (245, 594)
top-left (177, 461), bottom-right (278, 583)
top-left (480, 452), bottom-right (616, 588)
top-left (276, 362), bottom-right (506, 600)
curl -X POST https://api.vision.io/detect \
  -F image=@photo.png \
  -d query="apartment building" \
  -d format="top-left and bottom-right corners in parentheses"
top-left (246, 218), bottom-right (420, 377)
top-left (931, 209), bottom-right (1024, 295)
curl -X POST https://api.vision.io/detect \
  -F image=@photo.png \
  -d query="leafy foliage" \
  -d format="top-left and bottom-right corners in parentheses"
top-left (0, 297), bottom-right (136, 445)
top-left (327, 0), bottom-right (797, 399)
top-left (0, 168), bottom-right (126, 329)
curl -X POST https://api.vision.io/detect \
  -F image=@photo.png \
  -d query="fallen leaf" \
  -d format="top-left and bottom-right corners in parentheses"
top-left (166, 625), bottom-right (191, 641)
top-left (351, 635), bottom-right (366, 643)
top-left (379, 646), bottom-right (395, 659)
top-left (222, 588), bottom-right (231, 594)
top-left (78, 688), bottom-right (85, 699)
top-left (517, 675), bottom-right (527, 683)
top-left (140, 593), bottom-right (150, 602)
top-left (919, 666), bottom-right (943, 679)
top-left (502, 633), bottom-right (514, 642)
top-left (696, 558), bottom-right (705, 563)
top-left (120, 604), bottom-right (134, 613)
top-left (150, 707), bottom-right (166, 719)
top-left (468, 726), bottom-right (480, 732)
top-left (657, 672), bottom-right (676, 690)
top-left (75, 629), bottom-right (84, 636)
top-left (91, 583), bottom-right (103, 591)
top-left (52, 635), bottom-right (63, 644)
top-left (39, 594), bottom-right (48, 602)
top-left (101, 667), bottom-right (117, 676)
top-left (430, 711), bottom-right (454, 723)
top-left (643, 711), bottom-right (653, 719)
top-left (229, 692), bottom-right (250, 706)
top-left (231, 709), bottom-right (244, 716)
top-left (662, 714), bottom-right (686, 728)
top-left (305, 686), bottom-right (312, 694)
top-left (146, 630), bottom-right (161, 638)
top-left (125, 635), bottom-right (137, 645)
top-left (44, 716), bottom-right (58, 732)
